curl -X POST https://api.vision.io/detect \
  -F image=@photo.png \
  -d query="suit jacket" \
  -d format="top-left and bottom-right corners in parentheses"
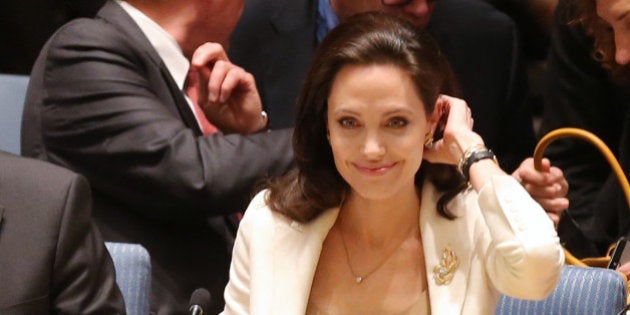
top-left (540, 0), bottom-right (630, 257)
top-left (0, 150), bottom-right (125, 314)
top-left (222, 175), bottom-right (564, 314)
top-left (229, 0), bottom-right (534, 173)
top-left (21, 1), bottom-right (294, 313)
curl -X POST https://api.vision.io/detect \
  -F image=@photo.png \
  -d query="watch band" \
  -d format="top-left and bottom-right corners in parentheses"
top-left (461, 148), bottom-right (498, 182)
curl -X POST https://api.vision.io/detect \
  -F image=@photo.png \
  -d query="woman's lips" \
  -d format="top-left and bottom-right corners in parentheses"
top-left (353, 162), bottom-right (397, 176)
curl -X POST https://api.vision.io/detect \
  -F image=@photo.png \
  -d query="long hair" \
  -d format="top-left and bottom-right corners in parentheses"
top-left (266, 12), bottom-right (466, 222)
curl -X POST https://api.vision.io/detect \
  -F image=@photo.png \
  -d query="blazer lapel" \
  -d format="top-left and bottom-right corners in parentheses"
top-left (269, 207), bottom-right (339, 314)
top-left (420, 182), bottom-right (469, 314)
top-left (96, 1), bottom-right (203, 135)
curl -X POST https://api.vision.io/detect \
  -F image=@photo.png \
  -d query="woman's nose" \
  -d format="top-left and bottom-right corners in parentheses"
top-left (362, 133), bottom-right (386, 159)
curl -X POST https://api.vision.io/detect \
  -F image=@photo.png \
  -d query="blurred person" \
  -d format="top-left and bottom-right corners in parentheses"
top-left (539, 0), bottom-right (630, 258)
top-left (230, 0), bottom-right (535, 174)
top-left (0, 150), bottom-right (125, 314)
top-left (0, 0), bottom-right (105, 74)
top-left (487, 0), bottom-right (558, 60)
top-left (222, 13), bottom-right (564, 314)
top-left (20, 0), bottom-right (294, 313)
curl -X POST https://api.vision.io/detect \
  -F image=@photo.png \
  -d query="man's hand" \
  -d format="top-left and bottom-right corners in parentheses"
top-left (190, 42), bottom-right (267, 134)
top-left (512, 157), bottom-right (569, 224)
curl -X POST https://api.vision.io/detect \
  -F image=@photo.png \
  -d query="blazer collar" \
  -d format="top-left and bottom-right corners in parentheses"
top-left (96, 1), bottom-right (203, 135)
top-left (420, 182), bottom-right (469, 314)
top-left (269, 206), bottom-right (339, 314)
top-left (265, 181), bottom-right (469, 314)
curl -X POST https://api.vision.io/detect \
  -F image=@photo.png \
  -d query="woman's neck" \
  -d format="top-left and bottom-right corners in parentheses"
top-left (337, 186), bottom-right (421, 249)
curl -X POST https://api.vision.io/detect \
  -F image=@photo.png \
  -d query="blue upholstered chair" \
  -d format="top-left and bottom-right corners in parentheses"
top-left (105, 242), bottom-right (152, 315)
top-left (0, 73), bottom-right (29, 155)
top-left (496, 265), bottom-right (627, 315)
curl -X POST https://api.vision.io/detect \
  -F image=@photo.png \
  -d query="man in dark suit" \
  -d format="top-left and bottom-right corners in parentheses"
top-left (0, 150), bottom-right (125, 314)
top-left (21, 0), bottom-right (294, 313)
top-left (230, 0), bottom-right (534, 173)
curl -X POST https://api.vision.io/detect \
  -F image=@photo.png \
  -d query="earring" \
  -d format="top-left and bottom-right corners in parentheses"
top-left (424, 132), bottom-right (434, 149)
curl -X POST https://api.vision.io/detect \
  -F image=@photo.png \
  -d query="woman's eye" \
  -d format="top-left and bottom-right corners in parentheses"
top-left (388, 118), bottom-right (408, 128)
top-left (339, 118), bottom-right (358, 128)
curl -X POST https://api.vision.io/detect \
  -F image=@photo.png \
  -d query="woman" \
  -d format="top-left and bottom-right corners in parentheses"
top-left (222, 12), bottom-right (564, 314)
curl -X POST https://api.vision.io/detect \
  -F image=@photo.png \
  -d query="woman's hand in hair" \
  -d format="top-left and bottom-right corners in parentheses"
top-left (422, 95), bottom-right (484, 166)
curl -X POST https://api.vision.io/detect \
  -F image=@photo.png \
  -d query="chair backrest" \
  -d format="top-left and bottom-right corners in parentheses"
top-left (0, 73), bottom-right (29, 155)
top-left (496, 265), bottom-right (627, 315)
top-left (105, 242), bottom-right (152, 315)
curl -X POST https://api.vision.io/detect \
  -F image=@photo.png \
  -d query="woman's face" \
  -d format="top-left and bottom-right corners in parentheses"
top-left (326, 64), bottom-right (434, 201)
top-left (597, 0), bottom-right (630, 65)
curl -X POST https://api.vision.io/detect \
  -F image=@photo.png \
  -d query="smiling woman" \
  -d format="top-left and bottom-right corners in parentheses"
top-left (327, 63), bottom-right (431, 202)
top-left (221, 12), bottom-right (564, 315)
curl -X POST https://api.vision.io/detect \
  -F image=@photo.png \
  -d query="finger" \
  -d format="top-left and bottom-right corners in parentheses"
top-left (538, 158), bottom-right (552, 173)
top-left (195, 65), bottom-right (211, 106)
top-left (191, 43), bottom-right (229, 106)
top-left (208, 60), bottom-right (230, 103)
top-left (546, 212), bottom-right (560, 225)
top-left (535, 197), bottom-right (569, 214)
top-left (219, 67), bottom-right (251, 103)
top-left (523, 182), bottom-right (565, 198)
top-left (190, 42), bottom-right (228, 68)
top-left (518, 164), bottom-right (553, 185)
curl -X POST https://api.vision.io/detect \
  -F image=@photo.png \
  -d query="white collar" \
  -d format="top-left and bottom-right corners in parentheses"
top-left (116, 0), bottom-right (189, 89)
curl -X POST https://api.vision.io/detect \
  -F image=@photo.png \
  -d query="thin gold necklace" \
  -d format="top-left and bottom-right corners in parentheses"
top-left (338, 224), bottom-right (412, 284)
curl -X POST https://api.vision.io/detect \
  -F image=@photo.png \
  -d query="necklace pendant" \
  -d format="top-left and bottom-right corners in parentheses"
top-left (355, 276), bottom-right (363, 283)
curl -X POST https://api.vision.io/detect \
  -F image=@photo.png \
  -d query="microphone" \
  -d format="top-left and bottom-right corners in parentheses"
top-left (189, 288), bottom-right (212, 315)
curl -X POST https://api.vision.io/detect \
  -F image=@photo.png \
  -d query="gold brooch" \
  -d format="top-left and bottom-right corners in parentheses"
top-left (433, 245), bottom-right (459, 285)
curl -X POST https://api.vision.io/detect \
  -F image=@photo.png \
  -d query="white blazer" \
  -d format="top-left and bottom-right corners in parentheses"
top-left (222, 175), bottom-right (564, 314)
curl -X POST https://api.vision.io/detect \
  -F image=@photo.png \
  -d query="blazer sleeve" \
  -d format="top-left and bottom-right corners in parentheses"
top-left (23, 18), bottom-right (294, 221)
top-left (51, 174), bottom-right (126, 314)
top-left (474, 175), bottom-right (564, 300)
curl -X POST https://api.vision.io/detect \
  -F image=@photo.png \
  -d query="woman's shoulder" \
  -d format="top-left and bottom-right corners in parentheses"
top-left (241, 189), bottom-right (340, 232)
top-left (241, 189), bottom-right (295, 227)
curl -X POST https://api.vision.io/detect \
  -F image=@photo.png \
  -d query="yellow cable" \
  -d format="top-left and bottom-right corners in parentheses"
top-left (534, 127), bottom-right (630, 266)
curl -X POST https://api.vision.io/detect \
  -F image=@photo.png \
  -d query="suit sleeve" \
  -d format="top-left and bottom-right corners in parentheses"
top-left (474, 175), bottom-right (564, 300)
top-left (51, 174), bottom-right (126, 314)
top-left (25, 19), bottom-right (294, 222)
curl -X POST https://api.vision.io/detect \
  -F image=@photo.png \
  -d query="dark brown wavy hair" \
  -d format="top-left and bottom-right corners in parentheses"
top-left (577, 0), bottom-right (630, 80)
top-left (265, 12), bottom-right (466, 223)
